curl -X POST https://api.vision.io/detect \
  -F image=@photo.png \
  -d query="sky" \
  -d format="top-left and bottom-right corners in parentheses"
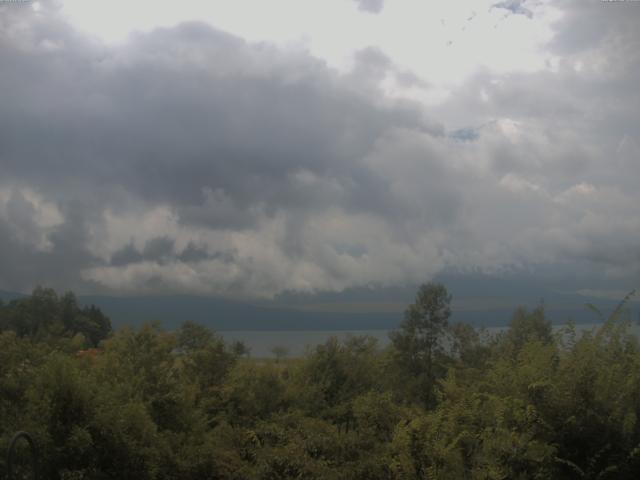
top-left (0, 0), bottom-right (639, 300)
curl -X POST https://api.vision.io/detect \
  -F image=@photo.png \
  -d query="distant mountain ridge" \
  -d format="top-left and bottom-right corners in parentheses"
top-left (78, 294), bottom-right (401, 331)
top-left (1, 282), bottom-right (636, 331)
top-left (0, 290), bottom-right (26, 303)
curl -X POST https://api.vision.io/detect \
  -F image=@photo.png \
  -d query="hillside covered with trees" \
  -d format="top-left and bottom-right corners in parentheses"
top-left (1, 285), bottom-right (640, 479)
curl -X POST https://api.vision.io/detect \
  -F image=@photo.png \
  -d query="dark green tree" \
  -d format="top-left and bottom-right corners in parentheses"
top-left (504, 304), bottom-right (552, 354)
top-left (178, 320), bottom-right (214, 351)
top-left (0, 288), bottom-right (111, 346)
top-left (390, 282), bottom-right (452, 407)
top-left (77, 305), bottom-right (112, 346)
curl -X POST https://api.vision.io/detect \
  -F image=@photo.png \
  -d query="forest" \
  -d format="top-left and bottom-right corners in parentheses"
top-left (1, 285), bottom-right (639, 479)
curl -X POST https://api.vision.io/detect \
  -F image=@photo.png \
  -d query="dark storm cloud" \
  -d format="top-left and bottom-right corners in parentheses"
top-left (109, 237), bottom-right (175, 266)
top-left (109, 237), bottom-right (232, 267)
top-left (0, 3), bottom-right (443, 294)
top-left (0, 13), bottom-right (433, 228)
top-left (110, 243), bottom-right (144, 267)
top-left (0, 0), bottom-right (639, 296)
top-left (0, 197), bottom-right (102, 292)
top-left (142, 237), bottom-right (175, 263)
top-left (178, 242), bottom-right (235, 264)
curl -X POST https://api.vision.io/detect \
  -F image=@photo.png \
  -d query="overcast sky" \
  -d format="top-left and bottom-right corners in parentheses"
top-left (0, 0), bottom-right (639, 298)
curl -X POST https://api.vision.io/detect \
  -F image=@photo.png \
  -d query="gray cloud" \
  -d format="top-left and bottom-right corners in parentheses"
top-left (0, 196), bottom-right (102, 293)
top-left (547, 0), bottom-right (639, 55)
top-left (0, 1), bottom-right (639, 297)
top-left (178, 242), bottom-right (234, 264)
top-left (352, 47), bottom-right (392, 79)
top-left (351, 47), bottom-right (430, 92)
top-left (491, 0), bottom-right (533, 18)
top-left (110, 243), bottom-right (144, 267)
top-left (352, 0), bottom-right (384, 14)
top-left (109, 237), bottom-right (232, 267)
top-left (1, 16), bottom-right (430, 223)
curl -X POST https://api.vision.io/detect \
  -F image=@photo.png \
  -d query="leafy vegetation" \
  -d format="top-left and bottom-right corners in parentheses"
top-left (1, 285), bottom-right (639, 479)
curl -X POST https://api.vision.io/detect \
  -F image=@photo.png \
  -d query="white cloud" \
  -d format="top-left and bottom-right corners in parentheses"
top-left (58, 0), bottom-right (562, 95)
top-left (0, 187), bottom-right (64, 252)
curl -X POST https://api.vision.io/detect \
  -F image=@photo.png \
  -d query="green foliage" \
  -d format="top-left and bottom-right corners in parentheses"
top-left (1, 286), bottom-right (640, 479)
top-left (223, 361), bottom-right (287, 423)
top-left (270, 345), bottom-right (290, 363)
top-left (293, 335), bottom-right (383, 425)
top-left (389, 282), bottom-right (452, 407)
top-left (504, 304), bottom-right (553, 353)
top-left (0, 287), bottom-right (112, 347)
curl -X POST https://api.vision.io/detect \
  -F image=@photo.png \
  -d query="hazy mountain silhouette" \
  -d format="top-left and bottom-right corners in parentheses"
top-left (3, 273), bottom-right (636, 331)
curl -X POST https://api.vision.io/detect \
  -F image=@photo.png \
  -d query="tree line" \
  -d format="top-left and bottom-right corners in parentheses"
top-left (0, 284), bottom-right (639, 479)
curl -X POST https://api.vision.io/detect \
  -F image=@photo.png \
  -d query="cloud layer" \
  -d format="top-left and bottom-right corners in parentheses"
top-left (0, 0), bottom-right (639, 297)
top-left (352, 0), bottom-right (385, 14)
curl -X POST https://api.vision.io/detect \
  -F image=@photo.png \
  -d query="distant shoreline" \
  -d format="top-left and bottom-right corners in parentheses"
top-left (219, 322), bottom-right (638, 358)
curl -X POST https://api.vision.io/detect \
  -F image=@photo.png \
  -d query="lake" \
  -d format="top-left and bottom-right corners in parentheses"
top-left (220, 322), bottom-right (640, 358)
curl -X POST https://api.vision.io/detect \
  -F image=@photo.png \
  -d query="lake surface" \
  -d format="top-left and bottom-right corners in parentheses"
top-left (220, 323), bottom-right (640, 358)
